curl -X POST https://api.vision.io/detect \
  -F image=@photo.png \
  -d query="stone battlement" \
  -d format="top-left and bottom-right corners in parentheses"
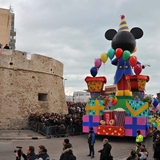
top-left (0, 49), bottom-right (63, 78)
top-left (0, 49), bottom-right (67, 129)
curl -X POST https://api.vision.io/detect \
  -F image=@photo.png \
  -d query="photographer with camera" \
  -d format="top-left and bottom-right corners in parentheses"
top-left (14, 146), bottom-right (37, 160)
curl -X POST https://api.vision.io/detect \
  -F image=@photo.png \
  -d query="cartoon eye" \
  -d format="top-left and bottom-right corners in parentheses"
top-left (119, 66), bottom-right (122, 68)
top-left (125, 66), bottom-right (128, 68)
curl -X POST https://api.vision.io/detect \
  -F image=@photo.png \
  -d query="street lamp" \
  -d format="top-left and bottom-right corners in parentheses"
top-left (63, 79), bottom-right (67, 94)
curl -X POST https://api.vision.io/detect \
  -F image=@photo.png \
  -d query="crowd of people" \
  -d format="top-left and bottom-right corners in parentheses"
top-left (126, 128), bottom-right (160, 160)
top-left (28, 102), bottom-right (86, 138)
top-left (14, 138), bottom-right (75, 160)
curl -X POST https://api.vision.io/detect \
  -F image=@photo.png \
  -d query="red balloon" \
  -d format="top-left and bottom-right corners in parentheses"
top-left (129, 56), bottom-right (137, 67)
top-left (115, 48), bottom-right (123, 59)
top-left (134, 64), bottom-right (142, 75)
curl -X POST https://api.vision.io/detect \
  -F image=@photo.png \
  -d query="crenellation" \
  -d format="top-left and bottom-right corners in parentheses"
top-left (0, 50), bottom-right (63, 78)
top-left (0, 49), bottom-right (67, 129)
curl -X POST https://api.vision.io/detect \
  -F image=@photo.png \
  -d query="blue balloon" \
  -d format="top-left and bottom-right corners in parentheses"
top-left (153, 98), bottom-right (159, 108)
top-left (107, 48), bottom-right (115, 60)
top-left (90, 67), bottom-right (98, 77)
top-left (146, 123), bottom-right (150, 130)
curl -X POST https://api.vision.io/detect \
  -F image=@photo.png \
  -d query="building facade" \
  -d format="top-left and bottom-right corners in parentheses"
top-left (72, 91), bottom-right (91, 102)
top-left (105, 84), bottom-right (117, 95)
top-left (0, 50), bottom-right (67, 129)
top-left (0, 7), bottom-right (16, 49)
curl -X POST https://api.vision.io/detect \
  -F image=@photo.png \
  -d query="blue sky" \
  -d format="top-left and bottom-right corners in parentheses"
top-left (1, 0), bottom-right (160, 96)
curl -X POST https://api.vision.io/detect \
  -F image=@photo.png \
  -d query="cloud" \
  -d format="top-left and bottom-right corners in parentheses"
top-left (1, 0), bottom-right (160, 95)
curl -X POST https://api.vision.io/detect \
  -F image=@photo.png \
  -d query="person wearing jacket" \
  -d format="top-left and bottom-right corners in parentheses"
top-left (136, 130), bottom-right (143, 151)
top-left (60, 144), bottom-right (74, 160)
top-left (138, 148), bottom-right (148, 160)
top-left (98, 138), bottom-right (112, 160)
top-left (15, 146), bottom-right (37, 160)
top-left (87, 127), bottom-right (95, 159)
top-left (153, 133), bottom-right (160, 160)
top-left (126, 150), bottom-right (139, 160)
top-left (37, 145), bottom-right (50, 160)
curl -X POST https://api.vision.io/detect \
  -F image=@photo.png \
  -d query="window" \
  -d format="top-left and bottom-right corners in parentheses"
top-left (38, 93), bottom-right (48, 101)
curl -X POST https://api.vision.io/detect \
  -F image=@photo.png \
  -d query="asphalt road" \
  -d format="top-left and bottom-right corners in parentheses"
top-left (0, 133), bottom-right (154, 160)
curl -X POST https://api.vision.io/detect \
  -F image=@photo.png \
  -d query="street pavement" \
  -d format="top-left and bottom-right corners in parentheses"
top-left (0, 130), bottom-right (154, 160)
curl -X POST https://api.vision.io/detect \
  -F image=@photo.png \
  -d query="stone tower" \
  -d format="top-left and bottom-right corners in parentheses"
top-left (0, 49), bottom-right (67, 129)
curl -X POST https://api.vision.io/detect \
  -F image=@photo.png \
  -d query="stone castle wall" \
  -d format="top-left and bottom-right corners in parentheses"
top-left (0, 50), bottom-right (67, 129)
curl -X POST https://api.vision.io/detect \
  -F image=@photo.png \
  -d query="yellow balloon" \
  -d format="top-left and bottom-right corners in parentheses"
top-left (100, 52), bottom-right (108, 63)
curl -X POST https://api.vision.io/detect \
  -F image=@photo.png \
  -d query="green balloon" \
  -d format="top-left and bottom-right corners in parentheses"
top-left (122, 50), bottom-right (131, 61)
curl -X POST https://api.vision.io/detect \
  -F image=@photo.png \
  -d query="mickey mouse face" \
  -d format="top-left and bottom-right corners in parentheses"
top-left (105, 27), bottom-right (143, 53)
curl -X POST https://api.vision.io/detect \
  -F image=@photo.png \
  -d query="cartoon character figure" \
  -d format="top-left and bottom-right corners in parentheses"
top-left (104, 15), bottom-right (143, 96)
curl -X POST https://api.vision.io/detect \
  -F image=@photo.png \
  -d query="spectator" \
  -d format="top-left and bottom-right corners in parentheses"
top-left (63, 138), bottom-right (72, 149)
top-left (37, 145), bottom-right (50, 160)
top-left (14, 146), bottom-right (37, 160)
top-left (138, 148), bottom-right (148, 160)
top-left (4, 44), bottom-right (10, 49)
top-left (137, 144), bottom-right (149, 158)
top-left (60, 139), bottom-right (74, 160)
top-left (98, 138), bottom-right (112, 160)
top-left (136, 130), bottom-right (143, 143)
top-left (136, 142), bottom-right (141, 153)
top-left (153, 133), bottom-right (160, 160)
top-left (153, 127), bottom-right (160, 142)
top-left (136, 130), bottom-right (143, 151)
top-left (126, 149), bottom-right (139, 160)
top-left (87, 127), bottom-right (95, 159)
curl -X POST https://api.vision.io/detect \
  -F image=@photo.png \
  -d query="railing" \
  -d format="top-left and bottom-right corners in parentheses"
top-left (28, 121), bottom-right (83, 138)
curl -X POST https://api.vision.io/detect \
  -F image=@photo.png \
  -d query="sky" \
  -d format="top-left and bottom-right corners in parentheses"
top-left (1, 0), bottom-right (160, 96)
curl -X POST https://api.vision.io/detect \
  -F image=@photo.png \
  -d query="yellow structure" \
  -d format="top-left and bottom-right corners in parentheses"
top-left (0, 7), bottom-right (16, 49)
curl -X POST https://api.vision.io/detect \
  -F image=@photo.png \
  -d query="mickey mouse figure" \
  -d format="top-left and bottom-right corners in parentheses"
top-left (105, 15), bottom-right (143, 96)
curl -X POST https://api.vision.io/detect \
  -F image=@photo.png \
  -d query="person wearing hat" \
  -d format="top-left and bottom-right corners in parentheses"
top-left (63, 139), bottom-right (72, 150)
top-left (87, 127), bottom-right (95, 159)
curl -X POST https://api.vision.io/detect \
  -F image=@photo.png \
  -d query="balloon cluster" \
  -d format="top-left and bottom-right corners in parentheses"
top-left (90, 47), bottom-right (142, 77)
top-left (144, 94), bottom-right (159, 111)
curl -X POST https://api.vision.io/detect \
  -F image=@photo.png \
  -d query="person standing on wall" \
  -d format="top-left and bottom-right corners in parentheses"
top-left (3, 44), bottom-right (10, 49)
top-left (87, 127), bottom-right (95, 159)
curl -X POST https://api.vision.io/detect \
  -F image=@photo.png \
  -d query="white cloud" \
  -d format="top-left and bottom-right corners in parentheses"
top-left (1, 0), bottom-right (160, 96)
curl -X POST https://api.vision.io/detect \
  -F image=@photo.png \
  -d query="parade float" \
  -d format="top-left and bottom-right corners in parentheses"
top-left (82, 15), bottom-right (160, 137)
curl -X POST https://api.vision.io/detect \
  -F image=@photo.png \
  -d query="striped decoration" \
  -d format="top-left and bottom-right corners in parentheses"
top-left (113, 111), bottom-right (126, 126)
top-left (118, 15), bottom-right (129, 32)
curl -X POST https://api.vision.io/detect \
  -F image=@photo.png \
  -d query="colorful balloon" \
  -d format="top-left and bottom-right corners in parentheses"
top-left (105, 95), bottom-right (118, 107)
top-left (94, 58), bottom-right (102, 68)
top-left (115, 48), bottom-right (123, 59)
top-left (153, 98), bottom-right (159, 108)
top-left (107, 48), bottom-right (115, 60)
top-left (90, 67), bottom-right (98, 77)
top-left (122, 50), bottom-right (130, 61)
top-left (134, 64), bottom-right (142, 75)
top-left (129, 56), bottom-right (137, 67)
top-left (100, 52), bottom-right (108, 63)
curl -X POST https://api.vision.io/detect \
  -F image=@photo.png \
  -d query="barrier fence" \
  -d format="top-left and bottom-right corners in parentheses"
top-left (28, 121), bottom-right (83, 138)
